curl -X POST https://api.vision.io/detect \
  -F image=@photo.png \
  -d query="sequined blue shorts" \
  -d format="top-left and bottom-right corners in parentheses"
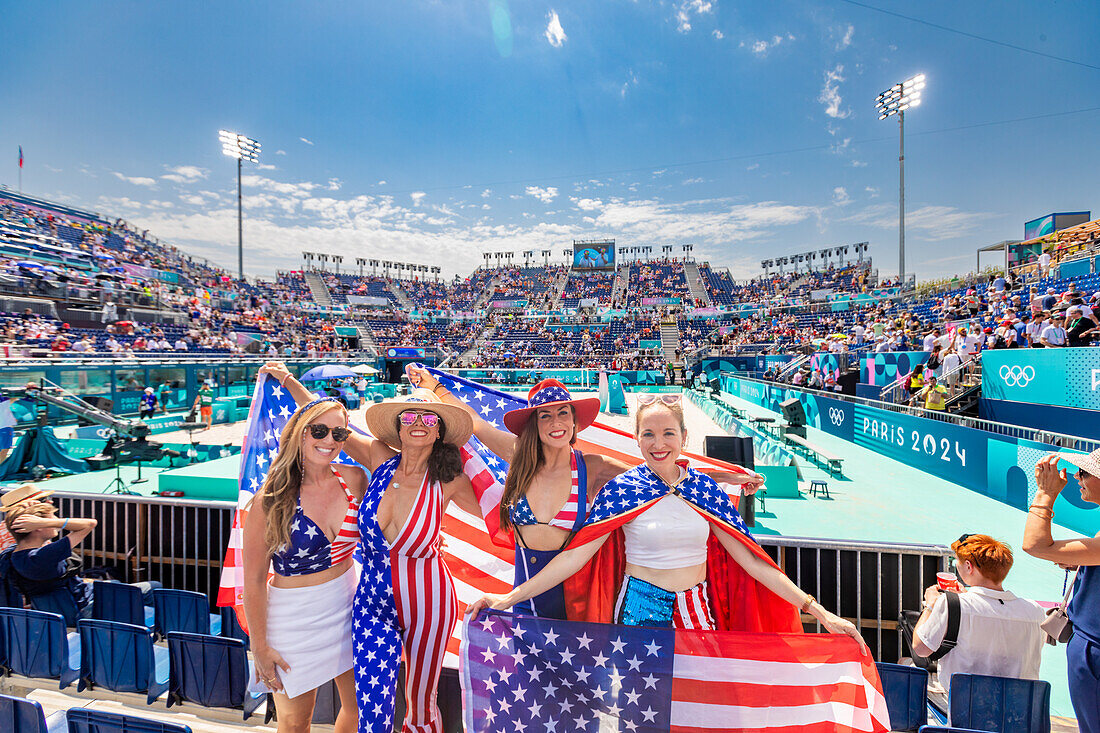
top-left (614, 575), bottom-right (715, 629)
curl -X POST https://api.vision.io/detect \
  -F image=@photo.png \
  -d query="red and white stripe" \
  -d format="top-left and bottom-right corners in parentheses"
top-left (673, 582), bottom-right (716, 630)
top-left (328, 468), bottom-right (360, 566)
top-left (669, 630), bottom-right (891, 733)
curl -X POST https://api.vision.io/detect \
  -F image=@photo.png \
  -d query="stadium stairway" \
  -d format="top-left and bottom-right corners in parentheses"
top-left (611, 263), bottom-right (629, 304)
top-left (472, 272), bottom-right (501, 310)
top-left (457, 321), bottom-right (494, 362)
top-left (683, 261), bottom-right (712, 307)
top-left (549, 269), bottom-right (570, 309)
top-left (386, 279), bottom-right (415, 311)
top-left (354, 323), bottom-right (379, 356)
top-left (660, 319), bottom-right (682, 365)
top-left (302, 272), bottom-right (333, 308)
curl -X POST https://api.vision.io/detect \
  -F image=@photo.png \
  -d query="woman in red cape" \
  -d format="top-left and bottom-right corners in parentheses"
top-left (470, 397), bottom-right (864, 646)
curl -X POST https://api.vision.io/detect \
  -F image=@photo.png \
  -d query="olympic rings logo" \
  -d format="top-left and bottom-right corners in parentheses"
top-left (828, 407), bottom-right (845, 426)
top-left (999, 365), bottom-right (1036, 387)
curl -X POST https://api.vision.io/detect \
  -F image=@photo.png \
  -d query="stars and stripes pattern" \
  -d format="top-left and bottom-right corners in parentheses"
top-left (461, 610), bottom-right (891, 733)
top-left (216, 374), bottom-right (359, 627)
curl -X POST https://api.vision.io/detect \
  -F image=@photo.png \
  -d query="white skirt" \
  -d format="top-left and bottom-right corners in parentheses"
top-left (254, 563), bottom-right (358, 699)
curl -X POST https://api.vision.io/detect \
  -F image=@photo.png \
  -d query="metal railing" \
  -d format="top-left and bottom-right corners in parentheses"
top-left (729, 372), bottom-right (1100, 453)
top-left (759, 535), bottom-right (952, 662)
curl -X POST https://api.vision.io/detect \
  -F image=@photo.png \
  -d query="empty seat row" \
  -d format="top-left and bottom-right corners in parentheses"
top-left (1, 692), bottom-right (193, 733)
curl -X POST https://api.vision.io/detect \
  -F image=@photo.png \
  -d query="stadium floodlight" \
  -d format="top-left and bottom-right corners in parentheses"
top-left (875, 74), bottom-right (925, 284)
top-left (219, 130), bottom-right (261, 280)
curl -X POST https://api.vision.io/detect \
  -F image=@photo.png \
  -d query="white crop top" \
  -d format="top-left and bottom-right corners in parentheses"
top-left (622, 471), bottom-right (710, 569)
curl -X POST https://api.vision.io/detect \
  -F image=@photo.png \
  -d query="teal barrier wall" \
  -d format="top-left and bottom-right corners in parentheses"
top-left (721, 375), bottom-right (1100, 537)
top-left (982, 349), bottom-right (1100, 411)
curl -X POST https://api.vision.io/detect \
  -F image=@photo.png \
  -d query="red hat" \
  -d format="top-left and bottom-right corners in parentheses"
top-left (983, 327), bottom-right (993, 333)
top-left (502, 379), bottom-right (601, 435)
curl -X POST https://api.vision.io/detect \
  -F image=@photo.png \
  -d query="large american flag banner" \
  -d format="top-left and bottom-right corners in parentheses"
top-left (462, 610), bottom-right (891, 733)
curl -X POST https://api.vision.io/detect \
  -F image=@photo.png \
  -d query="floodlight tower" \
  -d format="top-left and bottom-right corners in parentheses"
top-left (875, 74), bottom-right (925, 284)
top-left (219, 130), bottom-right (261, 280)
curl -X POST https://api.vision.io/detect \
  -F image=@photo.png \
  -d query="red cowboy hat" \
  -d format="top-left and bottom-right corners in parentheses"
top-left (502, 379), bottom-right (601, 435)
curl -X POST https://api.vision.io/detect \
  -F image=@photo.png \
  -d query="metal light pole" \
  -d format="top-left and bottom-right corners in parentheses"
top-left (875, 74), bottom-right (925, 285)
top-left (219, 130), bottom-right (261, 280)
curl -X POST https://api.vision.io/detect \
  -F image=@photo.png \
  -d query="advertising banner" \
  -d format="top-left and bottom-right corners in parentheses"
top-left (640, 297), bottom-right (682, 306)
top-left (982, 349), bottom-right (1100, 411)
top-left (639, 339), bottom-right (662, 350)
top-left (861, 351), bottom-right (931, 386)
top-left (346, 295), bottom-right (391, 307)
top-left (490, 299), bottom-right (528, 309)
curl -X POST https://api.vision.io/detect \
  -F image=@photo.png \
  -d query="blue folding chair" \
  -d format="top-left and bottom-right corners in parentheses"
top-left (0, 692), bottom-right (67, 733)
top-left (29, 589), bottom-right (80, 628)
top-left (0, 607), bottom-right (80, 689)
top-left (151, 590), bottom-right (220, 638)
top-left (165, 632), bottom-right (263, 720)
top-left (875, 662), bottom-right (929, 731)
top-left (65, 708), bottom-right (191, 733)
top-left (76, 619), bottom-right (169, 705)
top-left (218, 607), bottom-right (248, 650)
top-left (919, 727), bottom-right (996, 732)
top-left (948, 673), bottom-right (1051, 733)
top-left (91, 582), bottom-right (154, 629)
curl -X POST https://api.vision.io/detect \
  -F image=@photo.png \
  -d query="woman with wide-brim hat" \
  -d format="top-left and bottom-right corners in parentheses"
top-left (1025, 451), bottom-right (1100, 732)
top-left (259, 362), bottom-right (480, 733)
top-left (407, 366), bottom-right (763, 621)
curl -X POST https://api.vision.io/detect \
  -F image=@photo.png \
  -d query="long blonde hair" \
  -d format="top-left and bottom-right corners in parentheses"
top-left (256, 399), bottom-right (349, 555)
top-left (499, 405), bottom-right (576, 531)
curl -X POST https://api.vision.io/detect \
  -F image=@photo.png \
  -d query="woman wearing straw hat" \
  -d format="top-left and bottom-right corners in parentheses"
top-left (407, 367), bottom-right (763, 621)
top-left (1025, 451), bottom-right (1100, 732)
top-left (259, 362), bottom-right (480, 733)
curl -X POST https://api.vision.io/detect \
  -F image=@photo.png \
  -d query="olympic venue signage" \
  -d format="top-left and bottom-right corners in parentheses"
top-left (982, 349), bottom-right (1100, 411)
top-left (720, 375), bottom-right (1100, 538)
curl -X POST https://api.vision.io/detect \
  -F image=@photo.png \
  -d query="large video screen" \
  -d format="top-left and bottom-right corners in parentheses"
top-left (572, 240), bottom-right (615, 269)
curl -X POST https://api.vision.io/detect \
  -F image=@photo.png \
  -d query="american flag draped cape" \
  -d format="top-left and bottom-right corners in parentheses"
top-left (461, 610), bottom-right (891, 733)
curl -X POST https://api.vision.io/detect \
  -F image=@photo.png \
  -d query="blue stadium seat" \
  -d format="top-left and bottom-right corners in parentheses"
top-left (76, 619), bottom-right (169, 705)
top-left (151, 590), bottom-right (220, 638)
top-left (0, 691), bottom-right (66, 733)
top-left (218, 607), bottom-right (248, 649)
top-left (948, 673), bottom-right (1050, 733)
top-left (29, 590), bottom-right (80, 628)
top-left (65, 708), bottom-right (192, 733)
top-left (92, 582), bottom-right (154, 629)
top-left (875, 662), bottom-right (929, 731)
top-left (165, 632), bottom-right (263, 719)
top-left (0, 608), bottom-right (80, 689)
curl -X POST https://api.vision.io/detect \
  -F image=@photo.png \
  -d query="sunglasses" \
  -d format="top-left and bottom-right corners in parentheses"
top-left (305, 424), bottom-right (351, 442)
top-left (637, 394), bottom-right (682, 406)
top-left (399, 410), bottom-right (440, 428)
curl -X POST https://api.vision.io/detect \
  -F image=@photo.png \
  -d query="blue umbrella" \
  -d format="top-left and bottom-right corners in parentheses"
top-left (15, 261), bottom-right (45, 269)
top-left (301, 364), bottom-right (357, 381)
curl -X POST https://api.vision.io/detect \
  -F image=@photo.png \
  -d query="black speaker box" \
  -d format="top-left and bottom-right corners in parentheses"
top-left (703, 435), bottom-right (756, 526)
top-left (780, 397), bottom-right (806, 427)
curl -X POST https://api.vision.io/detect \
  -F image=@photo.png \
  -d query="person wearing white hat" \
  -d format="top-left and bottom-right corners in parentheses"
top-left (1025, 452), bottom-right (1100, 731)
top-left (139, 387), bottom-right (157, 419)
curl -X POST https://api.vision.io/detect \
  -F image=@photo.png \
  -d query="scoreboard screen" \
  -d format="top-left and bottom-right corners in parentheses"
top-left (572, 240), bottom-right (615, 270)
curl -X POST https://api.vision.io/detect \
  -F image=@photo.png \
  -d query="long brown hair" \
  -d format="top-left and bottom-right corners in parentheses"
top-left (254, 399), bottom-right (348, 556)
top-left (499, 405), bottom-right (576, 530)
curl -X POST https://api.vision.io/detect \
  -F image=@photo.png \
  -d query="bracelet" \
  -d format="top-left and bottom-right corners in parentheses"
top-left (279, 373), bottom-right (293, 387)
top-left (800, 594), bottom-right (815, 613)
top-left (432, 384), bottom-right (449, 397)
top-left (1029, 505), bottom-right (1055, 519)
top-left (60, 518), bottom-right (69, 531)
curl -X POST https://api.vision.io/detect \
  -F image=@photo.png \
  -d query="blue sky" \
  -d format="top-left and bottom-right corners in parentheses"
top-left (1, 1), bottom-right (1097, 281)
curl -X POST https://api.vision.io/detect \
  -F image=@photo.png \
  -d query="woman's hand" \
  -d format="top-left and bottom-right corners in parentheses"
top-left (465, 593), bottom-right (511, 617)
top-left (405, 363), bottom-right (438, 391)
top-left (923, 584), bottom-right (943, 607)
top-left (253, 645), bottom-right (291, 693)
top-left (1035, 454), bottom-right (1068, 499)
top-left (816, 608), bottom-right (868, 654)
top-left (258, 361), bottom-right (291, 383)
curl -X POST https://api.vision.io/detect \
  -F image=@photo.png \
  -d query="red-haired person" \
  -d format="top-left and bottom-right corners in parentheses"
top-left (912, 533), bottom-right (1044, 694)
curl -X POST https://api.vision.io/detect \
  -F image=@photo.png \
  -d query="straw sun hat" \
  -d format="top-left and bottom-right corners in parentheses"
top-left (1060, 449), bottom-right (1100, 480)
top-left (1, 484), bottom-right (53, 512)
top-left (364, 389), bottom-right (473, 450)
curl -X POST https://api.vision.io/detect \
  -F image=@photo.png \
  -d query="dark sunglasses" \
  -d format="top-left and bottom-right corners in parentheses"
top-left (305, 424), bottom-right (351, 442)
top-left (399, 410), bottom-right (439, 428)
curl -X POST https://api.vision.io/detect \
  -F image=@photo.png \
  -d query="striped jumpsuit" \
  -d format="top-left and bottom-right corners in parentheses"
top-left (352, 455), bottom-right (458, 733)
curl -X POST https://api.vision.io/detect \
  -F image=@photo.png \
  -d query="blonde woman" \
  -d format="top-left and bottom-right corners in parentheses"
top-left (470, 397), bottom-right (864, 647)
top-left (242, 396), bottom-right (366, 733)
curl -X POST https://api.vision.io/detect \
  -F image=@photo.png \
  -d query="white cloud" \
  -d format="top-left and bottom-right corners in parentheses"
top-left (112, 172), bottom-right (157, 187)
top-left (299, 137), bottom-right (314, 146)
top-left (410, 191), bottom-right (427, 206)
top-left (712, 29), bottom-right (724, 40)
top-left (481, 188), bottom-right (492, 198)
top-left (850, 160), bottom-right (868, 168)
top-left (377, 180), bottom-right (387, 185)
top-left (837, 24), bottom-right (854, 51)
top-left (620, 69), bottom-right (639, 98)
top-left (327, 178), bottom-right (342, 191)
top-left (276, 150), bottom-right (287, 156)
top-left (572, 198), bottom-right (603, 211)
top-left (865, 186), bottom-right (879, 198)
top-left (742, 33), bottom-right (795, 56)
top-left (241, 175), bottom-right (320, 197)
top-left (683, 177), bottom-right (704, 185)
top-left (843, 204), bottom-right (995, 241)
top-left (545, 10), bottom-right (567, 48)
top-left (525, 186), bottom-right (559, 204)
top-left (256, 163), bottom-right (277, 171)
top-left (675, 0), bottom-right (713, 33)
top-left (160, 165), bottom-right (207, 183)
top-left (818, 64), bottom-right (850, 119)
top-left (44, 165), bottom-right (63, 173)
top-left (832, 186), bottom-right (851, 206)
top-left (746, 163), bottom-right (760, 171)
